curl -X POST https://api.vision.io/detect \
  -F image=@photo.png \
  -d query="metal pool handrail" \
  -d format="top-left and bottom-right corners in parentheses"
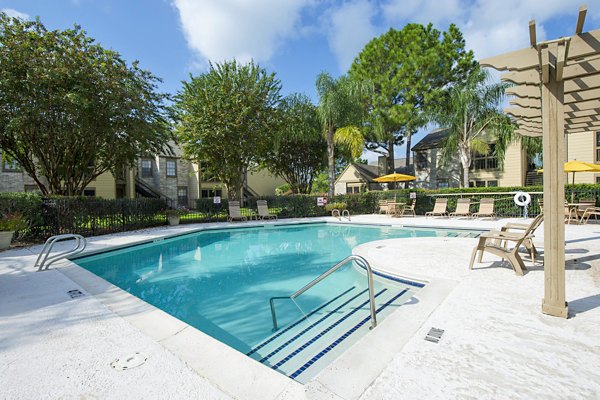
top-left (35, 234), bottom-right (86, 271)
top-left (269, 255), bottom-right (377, 331)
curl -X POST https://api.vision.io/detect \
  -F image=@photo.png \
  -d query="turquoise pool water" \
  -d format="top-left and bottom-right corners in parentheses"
top-left (73, 222), bottom-right (480, 382)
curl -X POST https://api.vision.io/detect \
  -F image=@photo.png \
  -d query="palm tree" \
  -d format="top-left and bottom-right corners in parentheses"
top-left (428, 69), bottom-right (513, 187)
top-left (315, 72), bottom-right (370, 198)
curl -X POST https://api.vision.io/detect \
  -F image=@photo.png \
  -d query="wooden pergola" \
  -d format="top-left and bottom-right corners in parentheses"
top-left (481, 5), bottom-right (599, 318)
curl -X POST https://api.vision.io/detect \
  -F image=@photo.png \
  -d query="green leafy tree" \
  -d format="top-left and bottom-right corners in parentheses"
top-left (428, 68), bottom-right (514, 187)
top-left (261, 93), bottom-right (326, 194)
top-left (311, 172), bottom-right (329, 195)
top-left (315, 72), bottom-right (370, 198)
top-left (0, 14), bottom-right (171, 195)
top-left (175, 60), bottom-right (281, 200)
top-left (349, 23), bottom-right (477, 179)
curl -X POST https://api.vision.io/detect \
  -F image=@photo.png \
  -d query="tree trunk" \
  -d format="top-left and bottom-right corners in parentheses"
top-left (387, 136), bottom-right (395, 190)
top-left (458, 145), bottom-right (471, 188)
top-left (404, 132), bottom-right (412, 189)
top-left (327, 125), bottom-right (335, 198)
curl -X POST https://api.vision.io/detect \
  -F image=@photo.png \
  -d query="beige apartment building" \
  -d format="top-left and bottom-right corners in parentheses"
top-left (412, 129), bottom-right (600, 189)
top-left (0, 144), bottom-right (285, 204)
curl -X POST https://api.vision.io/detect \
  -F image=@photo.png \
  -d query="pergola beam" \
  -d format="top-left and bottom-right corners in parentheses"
top-left (564, 87), bottom-right (600, 103)
top-left (576, 5), bottom-right (587, 34)
top-left (566, 108), bottom-right (600, 118)
top-left (481, 28), bottom-right (600, 71)
top-left (506, 85), bottom-right (541, 98)
top-left (530, 20), bottom-right (537, 47)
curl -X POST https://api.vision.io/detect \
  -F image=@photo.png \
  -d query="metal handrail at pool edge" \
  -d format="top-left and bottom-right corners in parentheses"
top-left (269, 255), bottom-right (377, 331)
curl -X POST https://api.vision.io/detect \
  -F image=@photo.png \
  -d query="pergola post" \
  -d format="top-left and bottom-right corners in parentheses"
top-left (540, 44), bottom-right (568, 318)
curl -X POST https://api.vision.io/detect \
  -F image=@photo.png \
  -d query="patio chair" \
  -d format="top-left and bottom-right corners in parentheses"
top-left (581, 206), bottom-right (600, 224)
top-left (256, 200), bottom-right (277, 220)
top-left (227, 201), bottom-right (247, 222)
top-left (469, 213), bottom-right (544, 276)
top-left (574, 199), bottom-right (596, 222)
top-left (449, 198), bottom-right (471, 218)
top-left (472, 198), bottom-right (496, 219)
top-left (541, 198), bottom-right (580, 223)
top-left (378, 200), bottom-right (389, 214)
top-left (400, 199), bottom-right (416, 217)
top-left (425, 198), bottom-right (448, 217)
top-left (499, 214), bottom-right (545, 263)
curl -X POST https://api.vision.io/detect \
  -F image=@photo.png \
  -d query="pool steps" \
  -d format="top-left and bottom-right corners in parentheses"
top-left (247, 285), bottom-right (413, 383)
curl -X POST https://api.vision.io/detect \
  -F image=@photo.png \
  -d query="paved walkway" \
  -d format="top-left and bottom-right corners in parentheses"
top-left (0, 216), bottom-right (598, 399)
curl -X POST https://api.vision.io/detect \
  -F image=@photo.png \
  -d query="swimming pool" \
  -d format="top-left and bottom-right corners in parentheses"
top-left (73, 222), bottom-right (481, 383)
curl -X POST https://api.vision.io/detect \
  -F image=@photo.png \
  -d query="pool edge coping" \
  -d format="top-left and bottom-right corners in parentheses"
top-left (54, 218), bottom-right (465, 400)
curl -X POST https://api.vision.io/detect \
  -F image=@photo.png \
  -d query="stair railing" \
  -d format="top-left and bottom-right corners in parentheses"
top-left (269, 255), bottom-right (376, 331)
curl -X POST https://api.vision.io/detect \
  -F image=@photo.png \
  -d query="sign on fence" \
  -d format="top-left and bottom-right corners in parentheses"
top-left (317, 197), bottom-right (327, 206)
top-left (409, 192), bottom-right (417, 199)
top-left (213, 196), bottom-right (221, 204)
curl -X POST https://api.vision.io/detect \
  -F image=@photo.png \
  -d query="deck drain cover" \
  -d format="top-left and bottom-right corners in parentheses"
top-left (425, 327), bottom-right (444, 343)
top-left (111, 352), bottom-right (148, 371)
top-left (67, 289), bottom-right (84, 299)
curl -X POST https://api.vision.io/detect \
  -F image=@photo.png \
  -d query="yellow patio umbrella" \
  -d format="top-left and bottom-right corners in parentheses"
top-left (538, 160), bottom-right (600, 202)
top-left (373, 172), bottom-right (416, 182)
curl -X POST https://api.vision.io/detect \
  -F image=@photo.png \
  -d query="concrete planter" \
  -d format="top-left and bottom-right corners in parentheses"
top-left (167, 216), bottom-right (180, 226)
top-left (0, 231), bottom-right (15, 251)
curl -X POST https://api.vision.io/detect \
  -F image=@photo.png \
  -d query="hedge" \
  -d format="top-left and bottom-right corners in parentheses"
top-left (1, 183), bottom-right (599, 243)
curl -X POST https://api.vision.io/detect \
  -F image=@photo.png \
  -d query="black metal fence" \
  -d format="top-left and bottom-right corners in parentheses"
top-left (1, 184), bottom-right (599, 243)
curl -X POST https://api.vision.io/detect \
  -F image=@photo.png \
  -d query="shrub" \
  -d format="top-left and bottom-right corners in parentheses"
top-left (0, 212), bottom-right (27, 232)
top-left (325, 202), bottom-right (347, 212)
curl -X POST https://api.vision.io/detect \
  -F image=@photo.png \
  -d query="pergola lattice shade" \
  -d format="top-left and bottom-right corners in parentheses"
top-left (481, 10), bottom-right (600, 137)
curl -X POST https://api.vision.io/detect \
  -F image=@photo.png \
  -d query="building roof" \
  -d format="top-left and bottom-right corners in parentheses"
top-left (411, 128), bottom-right (449, 151)
top-left (352, 163), bottom-right (380, 181)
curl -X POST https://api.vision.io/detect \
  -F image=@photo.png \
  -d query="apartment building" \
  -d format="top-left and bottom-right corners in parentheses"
top-left (411, 128), bottom-right (600, 189)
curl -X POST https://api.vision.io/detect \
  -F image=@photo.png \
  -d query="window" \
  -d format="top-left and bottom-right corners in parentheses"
top-left (596, 132), bottom-right (600, 162)
top-left (487, 180), bottom-right (498, 187)
top-left (471, 144), bottom-right (498, 170)
top-left (166, 159), bottom-right (177, 177)
top-left (83, 188), bottom-right (96, 197)
top-left (473, 181), bottom-right (485, 187)
top-left (2, 154), bottom-right (20, 172)
top-left (177, 186), bottom-right (188, 206)
top-left (597, 176), bottom-right (600, 184)
top-left (201, 189), bottom-right (222, 198)
top-left (437, 180), bottom-right (449, 189)
top-left (346, 184), bottom-right (361, 194)
top-left (141, 159), bottom-right (153, 178)
top-left (24, 185), bottom-right (41, 194)
top-left (416, 152), bottom-right (428, 169)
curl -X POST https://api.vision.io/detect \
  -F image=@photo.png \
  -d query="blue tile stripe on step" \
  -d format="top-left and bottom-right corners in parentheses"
top-left (289, 288), bottom-right (409, 380)
top-left (270, 289), bottom-right (388, 371)
top-left (246, 286), bottom-right (357, 356)
top-left (355, 263), bottom-right (425, 288)
top-left (258, 288), bottom-right (372, 363)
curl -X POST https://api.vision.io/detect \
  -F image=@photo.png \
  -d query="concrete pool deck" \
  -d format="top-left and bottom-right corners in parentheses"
top-left (1, 215), bottom-right (599, 399)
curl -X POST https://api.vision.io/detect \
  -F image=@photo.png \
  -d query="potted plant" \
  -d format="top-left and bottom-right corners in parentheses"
top-left (164, 207), bottom-right (188, 226)
top-left (0, 212), bottom-right (27, 251)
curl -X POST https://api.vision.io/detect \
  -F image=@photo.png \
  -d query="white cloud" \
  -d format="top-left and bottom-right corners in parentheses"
top-left (172, 0), bottom-right (313, 64)
top-left (324, 0), bottom-right (378, 71)
top-left (1, 8), bottom-right (30, 20)
top-left (379, 0), bottom-right (588, 59)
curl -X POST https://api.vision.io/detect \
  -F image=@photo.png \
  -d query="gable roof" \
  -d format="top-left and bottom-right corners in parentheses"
top-left (411, 128), bottom-right (449, 151)
top-left (335, 162), bottom-right (380, 185)
top-left (352, 163), bottom-right (379, 181)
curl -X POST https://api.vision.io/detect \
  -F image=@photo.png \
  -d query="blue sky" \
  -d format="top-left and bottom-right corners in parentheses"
top-left (1, 0), bottom-right (596, 162)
